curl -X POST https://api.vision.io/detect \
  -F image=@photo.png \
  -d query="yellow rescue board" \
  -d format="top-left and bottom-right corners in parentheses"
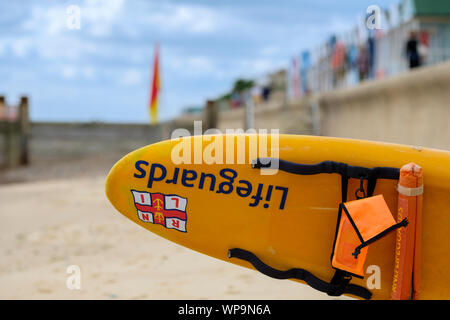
top-left (105, 134), bottom-right (450, 300)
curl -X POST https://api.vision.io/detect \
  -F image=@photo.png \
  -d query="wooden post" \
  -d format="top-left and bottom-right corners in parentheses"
top-left (310, 98), bottom-right (321, 136)
top-left (244, 92), bottom-right (255, 130)
top-left (1, 96), bottom-right (14, 168)
top-left (204, 100), bottom-right (217, 130)
top-left (0, 96), bottom-right (5, 168)
top-left (0, 96), bottom-right (5, 120)
top-left (19, 96), bottom-right (30, 165)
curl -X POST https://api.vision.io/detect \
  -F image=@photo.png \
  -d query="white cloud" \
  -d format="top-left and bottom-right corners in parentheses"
top-left (14, 35), bottom-right (96, 61)
top-left (82, 66), bottom-right (95, 79)
top-left (186, 56), bottom-right (214, 73)
top-left (11, 38), bottom-right (33, 57)
top-left (61, 65), bottom-right (77, 79)
top-left (119, 69), bottom-right (142, 86)
top-left (238, 57), bottom-right (287, 78)
top-left (22, 5), bottom-right (67, 36)
top-left (83, 0), bottom-right (125, 37)
top-left (145, 3), bottom-right (221, 34)
top-left (165, 53), bottom-right (218, 77)
top-left (260, 46), bottom-right (280, 57)
top-left (21, 0), bottom-right (124, 38)
top-left (327, 15), bottom-right (355, 38)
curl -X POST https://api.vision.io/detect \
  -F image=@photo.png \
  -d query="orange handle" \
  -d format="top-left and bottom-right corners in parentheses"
top-left (391, 163), bottom-right (423, 300)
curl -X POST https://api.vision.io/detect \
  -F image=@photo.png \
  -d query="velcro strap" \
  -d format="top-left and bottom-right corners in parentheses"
top-left (228, 248), bottom-right (372, 300)
top-left (397, 184), bottom-right (423, 196)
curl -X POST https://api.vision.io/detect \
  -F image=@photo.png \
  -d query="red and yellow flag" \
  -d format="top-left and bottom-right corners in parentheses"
top-left (149, 43), bottom-right (160, 124)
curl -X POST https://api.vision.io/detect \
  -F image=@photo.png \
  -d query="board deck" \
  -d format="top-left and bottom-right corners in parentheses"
top-left (105, 134), bottom-right (450, 299)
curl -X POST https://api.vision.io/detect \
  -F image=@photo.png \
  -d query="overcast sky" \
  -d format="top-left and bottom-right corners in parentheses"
top-left (0, 0), bottom-right (396, 123)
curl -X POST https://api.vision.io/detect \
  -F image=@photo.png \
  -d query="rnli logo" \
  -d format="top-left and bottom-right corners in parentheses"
top-left (131, 190), bottom-right (187, 232)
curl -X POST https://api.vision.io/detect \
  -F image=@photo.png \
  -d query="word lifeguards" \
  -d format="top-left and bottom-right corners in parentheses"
top-left (133, 161), bottom-right (289, 210)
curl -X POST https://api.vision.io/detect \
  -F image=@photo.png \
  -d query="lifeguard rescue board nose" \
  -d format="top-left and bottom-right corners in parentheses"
top-left (105, 134), bottom-right (450, 300)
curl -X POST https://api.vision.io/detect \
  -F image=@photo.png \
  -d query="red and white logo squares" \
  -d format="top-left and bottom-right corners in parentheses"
top-left (165, 217), bottom-right (187, 232)
top-left (164, 195), bottom-right (187, 211)
top-left (137, 211), bottom-right (154, 223)
top-left (131, 190), bottom-right (152, 205)
top-left (130, 190), bottom-right (187, 232)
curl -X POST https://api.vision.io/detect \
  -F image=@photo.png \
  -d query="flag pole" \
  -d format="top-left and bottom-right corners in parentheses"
top-left (149, 42), bottom-right (160, 124)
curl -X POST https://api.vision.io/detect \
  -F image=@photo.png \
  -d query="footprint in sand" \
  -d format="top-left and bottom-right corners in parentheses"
top-left (16, 233), bottom-right (26, 242)
top-left (36, 288), bottom-right (53, 294)
top-left (225, 285), bottom-right (241, 295)
top-left (236, 274), bottom-right (253, 284)
top-left (104, 278), bottom-right (117, 284)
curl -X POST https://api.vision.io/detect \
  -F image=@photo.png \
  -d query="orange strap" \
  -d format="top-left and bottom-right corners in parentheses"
top-left (391, 163), bottom-right (423, 300)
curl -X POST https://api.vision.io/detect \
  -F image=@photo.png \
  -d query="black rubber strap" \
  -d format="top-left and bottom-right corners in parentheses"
top-left (329, 270), bottom-right (352, 296)
top-left (228, 248), bottom-right (372, 300)
top-left (352, 218), bottom-right (409, 258)
top-left (252, 158), bottom-right (399, 181)
top-left (253, 158), bottom-right (399, 203)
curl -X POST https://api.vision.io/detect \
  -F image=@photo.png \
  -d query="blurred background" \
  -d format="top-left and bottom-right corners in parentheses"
top-left (0, 0), bottom-right (449, 299)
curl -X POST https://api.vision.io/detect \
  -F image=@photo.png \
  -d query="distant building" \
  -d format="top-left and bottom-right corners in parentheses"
top-left (375, 0), bottom-right (450, 77)
top-left (296, 0), bottom-right (450, 97)
top-left (268, 69), bottom-right (287, 92)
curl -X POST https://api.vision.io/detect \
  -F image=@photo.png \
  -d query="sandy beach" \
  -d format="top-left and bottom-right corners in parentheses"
top-left (0, 155), bottom-right (347, 300)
